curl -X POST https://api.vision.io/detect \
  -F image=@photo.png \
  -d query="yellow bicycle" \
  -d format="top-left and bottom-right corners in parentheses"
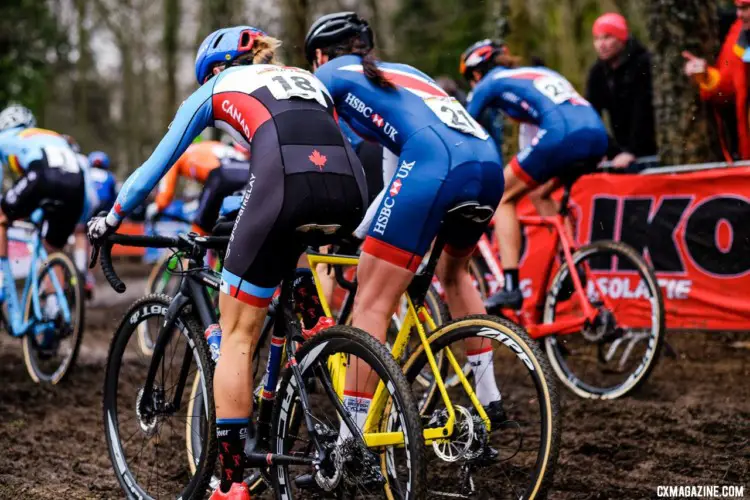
top-left (307, 215), bottom-right (561, 499)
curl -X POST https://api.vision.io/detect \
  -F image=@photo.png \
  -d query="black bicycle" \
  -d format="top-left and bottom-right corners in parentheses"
top-left (94, 231), bottom-right (425, 499)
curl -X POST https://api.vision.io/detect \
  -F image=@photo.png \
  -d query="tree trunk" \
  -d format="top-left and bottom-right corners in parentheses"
top-left (163, 0), bottom-right (180, 128)
top-left (281, 0), bottom-right (309, 68)
top-left (75, 0), bottom-right (90, 136)
top-left (647, 0), bottom-right (723, 164)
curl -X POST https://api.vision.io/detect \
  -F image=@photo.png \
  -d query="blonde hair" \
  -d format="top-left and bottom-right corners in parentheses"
top-left (236, 35), bottom-right (283, 66)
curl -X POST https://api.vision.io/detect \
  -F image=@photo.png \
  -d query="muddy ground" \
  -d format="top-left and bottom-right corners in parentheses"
top-left (0, 265), bottom-right (748, 499)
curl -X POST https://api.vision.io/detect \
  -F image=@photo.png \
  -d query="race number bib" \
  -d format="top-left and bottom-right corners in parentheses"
top-left (425, 97), bottom-right (489, 140)
top-left (533, 75), bottom-right (579, 105)
top-left (213, 65), bottom-right (330, 108)
top-left (44, 146), bottom-right (80, 174)
top-left (260, 68), bottom-right (328, 108)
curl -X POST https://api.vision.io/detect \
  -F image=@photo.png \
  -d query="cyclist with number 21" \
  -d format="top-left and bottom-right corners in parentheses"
top-left (461, 40), bottom-right (609, 310)
top-left (306, 13), bottom-right (508, 425)
top-left (88, 26), bottom-right (368, 500)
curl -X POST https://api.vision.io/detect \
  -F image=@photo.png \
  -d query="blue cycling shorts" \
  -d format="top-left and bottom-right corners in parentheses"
top-left (511, 107), bottom-right (608, 187)
top-left (363, 124), bottom-right (504, 271)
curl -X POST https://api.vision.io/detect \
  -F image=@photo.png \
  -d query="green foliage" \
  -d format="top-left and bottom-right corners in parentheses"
top-left (392, 0), bottom-right (491, 78)
top-left (0, 0), bottom-right (69, 115)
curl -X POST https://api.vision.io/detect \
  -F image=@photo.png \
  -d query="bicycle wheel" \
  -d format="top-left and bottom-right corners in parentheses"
top-left (103, 294), bottom-right (215, 499)
top-left (273, 325), bottom-right (426, 499)
top-left (22, 252), bottom-right (85, 384)
top-left (543, 240), bottom-right (665, 399)
top-left (403, 315), bottom-right (560, 500)
top-left (138, 252), bottom-right (185, 355)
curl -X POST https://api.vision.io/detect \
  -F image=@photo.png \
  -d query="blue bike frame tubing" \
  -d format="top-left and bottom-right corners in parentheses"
top-left (4, 213), bottom-right (72, 337)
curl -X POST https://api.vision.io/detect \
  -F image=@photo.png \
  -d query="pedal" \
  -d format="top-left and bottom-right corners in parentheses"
top-left (294, 473), bottom-right (315, 489)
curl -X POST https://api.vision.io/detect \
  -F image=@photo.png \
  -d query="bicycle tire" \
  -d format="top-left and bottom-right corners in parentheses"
top-left (138, 253), bottom-right (185, 355)
top-left (103, 294), bottom-right (216, 500)
top-left (468, 256), bottom-right (491, 299)
top-left (272, 325), bottom-right (426, 499)
top-left (543, 240), bottom-right (666, 399)
top-left (402, 315), bottom-right (560, 500)
top-left (22, 252), bottom-right (85, 384)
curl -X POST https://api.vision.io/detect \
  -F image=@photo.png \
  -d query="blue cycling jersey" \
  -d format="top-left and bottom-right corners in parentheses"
top-left (466, 65), bottom-right (608, 186)
top-left (314, 55), bottom-right (503, 267)
top-left (0, 127), bottom-right (80, 182)
top-left (109, 64), bottom-right (332, 223)
top-left (90, 167), bottom-right (118, 212)
top-left (315, 55), bottom-right (489, 154)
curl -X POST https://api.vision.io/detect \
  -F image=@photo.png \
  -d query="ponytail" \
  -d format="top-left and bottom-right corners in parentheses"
top-left (325, 36), bottom-right (395, 90)
top-left (234, 35), bottom-right (283, 66)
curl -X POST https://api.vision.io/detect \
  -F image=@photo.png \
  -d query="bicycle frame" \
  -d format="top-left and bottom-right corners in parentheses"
top-left (307, 252), bottom-right (491, 448)
top-left (477, 211), bottom-right (616, 339)
top-left (4, 219), bottom-right (71, 338)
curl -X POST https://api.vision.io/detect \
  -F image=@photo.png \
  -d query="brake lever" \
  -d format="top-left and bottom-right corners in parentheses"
top-left (89, 243), bottom-right (101, 269)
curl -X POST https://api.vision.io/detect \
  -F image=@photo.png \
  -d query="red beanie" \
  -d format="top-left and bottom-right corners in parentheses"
top-left (593, 13), bottom-right (629, 43)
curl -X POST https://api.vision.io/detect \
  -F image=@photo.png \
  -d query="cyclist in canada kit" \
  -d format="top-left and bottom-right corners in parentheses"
top-left (0, 104), bottom-right (86, 301)
top-left (87, 26), bottom-right (366, 500)
top-left (305, 12), bottom-right (508, 432)
top-left (461, 39), bottom-right (609, 310)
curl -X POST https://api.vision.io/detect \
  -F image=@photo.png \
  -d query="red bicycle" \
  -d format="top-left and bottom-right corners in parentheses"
top-left (454, 176), bottom-right (666, 399)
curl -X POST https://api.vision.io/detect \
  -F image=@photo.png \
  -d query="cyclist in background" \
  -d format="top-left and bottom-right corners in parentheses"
top-left (461, 39), bottom-right (609, 310)
top-left (305, 12), bottom-right (507, 430)
top-left (0, 105), bottom-right (86, 304)
top-left (88, 151), bottom-right (118, 214)
top-left (145, 140), bottom-right (250, 235)
top-left (87, 26), bottom-right (366, 500)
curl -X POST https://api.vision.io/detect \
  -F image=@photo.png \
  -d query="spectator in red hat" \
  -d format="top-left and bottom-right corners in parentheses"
top-left (586, 12), bottom-right (657, 168)
top-left (684, 1), bottom-right (750, 160)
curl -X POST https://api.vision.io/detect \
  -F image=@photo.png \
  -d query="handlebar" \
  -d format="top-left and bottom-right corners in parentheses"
top-left (90, 232), bottom-right (229, 294)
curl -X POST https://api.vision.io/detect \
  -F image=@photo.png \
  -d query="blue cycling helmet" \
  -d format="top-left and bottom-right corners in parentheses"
top-left (88, 151), bottom-right (110, 169)
top-left (195, 26), bottom-right (268, 85)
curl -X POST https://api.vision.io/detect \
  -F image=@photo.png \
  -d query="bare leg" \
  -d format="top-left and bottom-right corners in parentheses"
top-left (215, 293), bottom-right (267, 418)
top-left (349, 252), bottom-right (413, 393)
top-left (494, 166), bottom-right (532, 269)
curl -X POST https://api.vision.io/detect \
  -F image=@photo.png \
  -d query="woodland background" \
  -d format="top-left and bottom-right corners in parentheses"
top-left (1, 0), bottom-right (738, 176)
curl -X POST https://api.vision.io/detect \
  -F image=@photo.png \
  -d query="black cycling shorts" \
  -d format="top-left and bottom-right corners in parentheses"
top-left (1, 159), bottom-right (85, 248)
top-left (194, 160), bottom-right (250, 233)
top-left (221, 109), bottom-right (366, 307)
top-left (356, 141), bottom-right (385, 206)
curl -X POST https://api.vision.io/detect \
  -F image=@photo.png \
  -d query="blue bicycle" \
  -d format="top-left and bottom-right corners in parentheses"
top-left (2, 208), bottom-right (85, 384)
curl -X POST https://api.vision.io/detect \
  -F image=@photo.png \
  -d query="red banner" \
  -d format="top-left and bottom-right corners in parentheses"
top-left (515, 167), bottom-right (750, 330)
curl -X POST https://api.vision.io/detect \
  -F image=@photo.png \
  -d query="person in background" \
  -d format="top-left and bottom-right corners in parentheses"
top-left (683, 0), bottom-right (750, 160)
top-left (586, 12), bottom-right (657, 168)
top-left (88, 151), bottom-right (118, 214)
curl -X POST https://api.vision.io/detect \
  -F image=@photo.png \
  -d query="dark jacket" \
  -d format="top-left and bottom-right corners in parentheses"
top-left (586, 37), bottom-right (657, 159)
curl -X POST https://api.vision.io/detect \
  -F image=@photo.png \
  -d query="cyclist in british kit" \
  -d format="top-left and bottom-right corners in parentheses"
top-left (461, 39), bottom-right (609, 310)
top-left (144, 139), bottom-right (251, 235)
top-left (0, 105), bottom-right (87, 307)
top-left (86, 26), bottom-right (366, 500)
top-left (305, 12), bottom-right (509, 433)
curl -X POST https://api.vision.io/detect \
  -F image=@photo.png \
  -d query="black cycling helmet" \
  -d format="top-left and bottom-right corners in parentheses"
top-left (460, 39), bottom-right (507, 81)
top-left (304, 12), bottom-right (374, 64)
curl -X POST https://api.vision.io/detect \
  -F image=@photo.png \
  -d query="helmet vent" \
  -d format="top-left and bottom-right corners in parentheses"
top-left (213, 34), bottom-right (225, 48)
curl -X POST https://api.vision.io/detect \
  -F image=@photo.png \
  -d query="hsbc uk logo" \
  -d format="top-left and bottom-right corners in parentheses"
top-left (373, 160), bottom-right (415, 235)
top-left (344, 92), bottom-right (398, 141)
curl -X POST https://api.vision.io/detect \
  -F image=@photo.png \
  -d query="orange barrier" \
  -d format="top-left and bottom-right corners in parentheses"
top-left (517, 167), bottom-right (750, 330)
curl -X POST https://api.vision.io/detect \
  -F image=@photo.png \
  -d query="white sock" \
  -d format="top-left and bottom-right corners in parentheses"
top-left (75, 248), bottom-right (87, 272)
top-left (338, 391), bottom-right (372, 442)
top-left (467, 347), bottom-right (502, 406)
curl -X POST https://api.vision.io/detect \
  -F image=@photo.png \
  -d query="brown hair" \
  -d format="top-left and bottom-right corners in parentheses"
top-left (234, 35), bottom-right (283, 66)
top-left (325, 36), bottom-right (395, 89)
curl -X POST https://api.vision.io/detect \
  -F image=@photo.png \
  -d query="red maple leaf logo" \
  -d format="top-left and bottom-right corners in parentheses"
top-left (389, 179), bottom-right (402, 197)
top-left (308, 149), bottom-right (327, 170)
